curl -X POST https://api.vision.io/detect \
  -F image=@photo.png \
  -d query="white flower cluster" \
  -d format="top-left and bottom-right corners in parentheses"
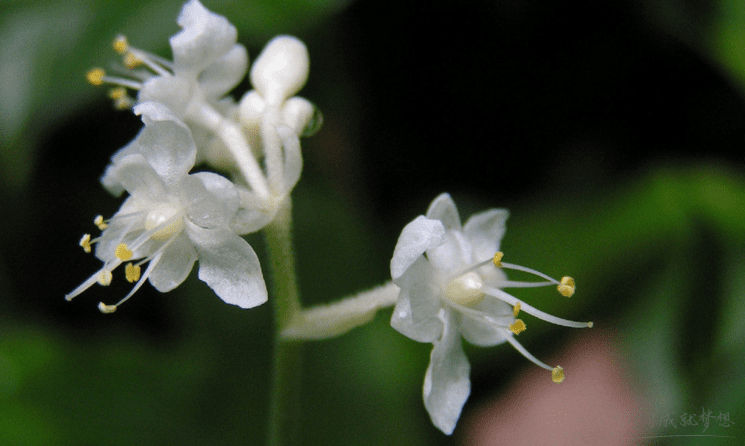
top-left (70, 0), bottom-right (318, 312)
top-left (70, 1), bottom-right (593, 437)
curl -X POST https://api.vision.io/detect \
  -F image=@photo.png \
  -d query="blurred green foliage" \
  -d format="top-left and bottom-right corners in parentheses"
top-left (2, 0), bottom-right (745, 445)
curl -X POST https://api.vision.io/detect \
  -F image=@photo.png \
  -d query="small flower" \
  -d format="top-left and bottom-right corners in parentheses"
top-left (87, 0), bottom-right (246, 115)
top-left (390, 193), bottom-right (592, 435)
top-left (66, 102), bottom-right (268, 312)
top-left (86, 0), bottom-right (252, 172)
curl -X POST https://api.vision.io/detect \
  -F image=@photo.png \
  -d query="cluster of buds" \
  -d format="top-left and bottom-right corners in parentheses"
top-left (71, 0), bottom-right (319, 312)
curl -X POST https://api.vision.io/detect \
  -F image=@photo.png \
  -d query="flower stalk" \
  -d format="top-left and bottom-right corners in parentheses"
top-left (263, 200), bottom-right (302, 446)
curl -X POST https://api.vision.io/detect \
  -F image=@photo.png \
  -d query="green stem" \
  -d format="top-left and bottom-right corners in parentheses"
top-left (264, 199), bottom-right (302, 446)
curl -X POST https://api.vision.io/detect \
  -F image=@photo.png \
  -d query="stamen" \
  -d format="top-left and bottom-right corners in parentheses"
top-left (558, 276), bottom-right (575, 297)
top-left (123, 52), bottom-right (143, 69)
top-left (505, 335), bottom-right (552, 371)
top-left (94, 215), bottom-right (108, 230)
top-left (124, 48), bottom-right (171, 76)
top-left (513, 302), bottom-right (521, 317)
top-left (499, 261), bottom-right (560, 284)
top-left (125, 263), bottom-right (141, 283)
top-left (97, 270), bottom-right (113, 286)
top-left (85, 67), bottom-right (143, 90)
top-left (483, 286), bottom-right (592, 329)
top-left (112, 34), bottom-right (129, 54)
top-left (79, 234), bottom-right (92, 253)
top-left (442, 299), bottom-right (512, 328)
top-left (86, 68), bottom-right (106, 86)
top-left (112, 250), bottom-right (163, 308)
top-left (107, 88), bottom-right (126, 100)
top-left (112, 92), bottom-right (134, 110)
top-left (98, 302), bottom-right (117, 314)
top-left (115, 243), bottom-right (133, 261)
top-left (552, 366), bottom-right (565, 383)
top-left (493, 251), bottom-right (504, 267)
top-left (509, 319), bottom-right (526, 335)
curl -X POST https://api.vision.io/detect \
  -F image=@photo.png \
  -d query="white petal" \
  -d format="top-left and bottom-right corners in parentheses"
top-left (229, 188), bottom-right (275, 235)
top-left (391, 215), bottom-right (445, 280)
top-left (230, 203), bottom-right (276, 235)
top-left (186, 222), bottom-right (267, 308)
top-left (423, 311), bottom-right (471, 435)
top-left (129, 101), bottom-right (197, 183)
top-left (198, 44), bottom-right (248, 100)
top-left (426, 231), bottom-right (470, 274)
top-left (193, 171), bottom-right (239, 217)
top-left (463, 208), bottom-right (509, 262)
top-left (460, 297), bottom-right (513, 347)
top-left (148, 234), bottom-right (198, 292)
top-left (138, 77), bottom-right (193, 118)
top-left (390, 257), bottom-right (444, 343)
top-left (170, 0), bottom-right (237, 74)
top-left (101, 154), bottom-right (166, 200)
top-left (179, 173), bottom-right (236, 229)
top-left (426, 193), bottom-right (461, 230)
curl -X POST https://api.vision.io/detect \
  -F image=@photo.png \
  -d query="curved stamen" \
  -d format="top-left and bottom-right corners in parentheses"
top-left (441, 298), bottom-right (513, 328)
top-left (482, 286), bottom-right (592, 329)
top-left (492, 280), bottom-right (555, 289)
top-left (499, 262), bottom-right (561, 284)
top-left (126, 48), bottom-right (172, 77)
top-left (86, 68), bottom-right (143, 90)
top-left (505, 333), bottom-right (552, 371)
top-left (104, 250), bottom-right (164, 311)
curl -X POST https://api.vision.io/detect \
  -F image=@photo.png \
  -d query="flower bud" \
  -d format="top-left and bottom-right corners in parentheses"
top-left (250, 36), bottom-right (309, 104)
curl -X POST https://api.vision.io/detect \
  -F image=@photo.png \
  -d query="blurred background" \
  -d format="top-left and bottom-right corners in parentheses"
top-left (2, 0), bottom-right (745, 444)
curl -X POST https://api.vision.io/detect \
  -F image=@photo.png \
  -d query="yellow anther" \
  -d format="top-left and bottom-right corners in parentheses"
top-left (587, 322), bottom-right (594, 328)
top-left (125, 263), bottom-right (141, 283)
top-left (79, 234), bottom-right (92, 253)
top-left (513, 302), bottom-right (521, 318)
top-left (493, 251), bottom-right (504, 267)
top-left (98, 302), bottom-right (117, 314)
top-left (115, 243), bottom-right (133, 261)
top-left (94, 215), bottom-right (108, 230)
top-left (557, 276), bottom-right (575, 297)
top-left (112, 34), bottom-right (129, 54)
top-left (86, 68), bottom-right (106, 86)
top-left (509, 319), bottom-right (526, 335)
top-left (108, 87), bottom-right (126, 101)
top-left (114, 96), bottom-right (134, 110)
top-left (97, 270), bottom-right (113, 286)
top-left (552, 366), bottom-right (565, 383)
top-left (123, 52), bottom-right (142, 69)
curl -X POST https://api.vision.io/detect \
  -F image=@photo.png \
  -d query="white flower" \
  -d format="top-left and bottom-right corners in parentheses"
top-left (66, 102), bottom-right (267, 312)
top-left (390, 193), bottom-right (592, 435)
top-left (85, 0), bottom-right (245, 119)
top-left (85, 0), bottom-right (264, 185)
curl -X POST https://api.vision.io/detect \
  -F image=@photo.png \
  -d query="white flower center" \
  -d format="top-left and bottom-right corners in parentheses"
top-left (145, 204), bottom-right (184, 241)
top-left (444, 271), bottom-right (485, 307)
